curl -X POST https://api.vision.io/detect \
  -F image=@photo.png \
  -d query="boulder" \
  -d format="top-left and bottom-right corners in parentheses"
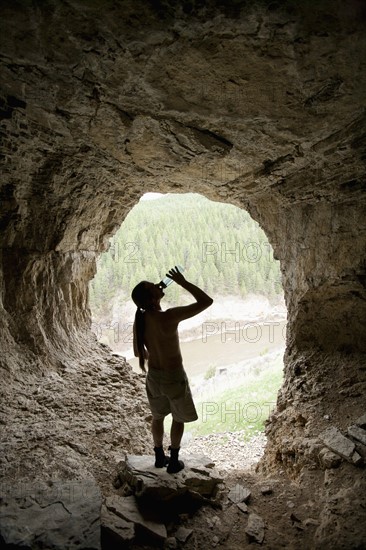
top-left (101, 504), bottom-right (135, 547)
top-left (103, 495), bottom-right (167, 543)
top-left (117, 454), bottom-right (222, 503)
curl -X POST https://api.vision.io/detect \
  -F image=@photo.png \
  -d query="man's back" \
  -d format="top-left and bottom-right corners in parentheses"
top-left (133, 268), bottom-right (213, 371)
top-left (144, 310), bottom-right (183, 370)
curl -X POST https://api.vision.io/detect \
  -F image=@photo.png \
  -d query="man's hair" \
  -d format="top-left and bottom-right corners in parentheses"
top-left (131, 281), bottom-right (153, 310)
top-left (131, 281), bottom-right (153, 371)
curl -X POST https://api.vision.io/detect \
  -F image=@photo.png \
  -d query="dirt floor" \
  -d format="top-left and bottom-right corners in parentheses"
top-left (97, 427), bottom-right (365, 550)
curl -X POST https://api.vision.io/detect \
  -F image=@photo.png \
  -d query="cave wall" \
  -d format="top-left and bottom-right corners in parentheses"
top-left (1, 0), bottom-right (366, 481)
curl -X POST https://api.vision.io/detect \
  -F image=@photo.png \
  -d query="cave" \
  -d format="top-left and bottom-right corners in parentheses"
top-left (1, 0), bottom-right (365, 548)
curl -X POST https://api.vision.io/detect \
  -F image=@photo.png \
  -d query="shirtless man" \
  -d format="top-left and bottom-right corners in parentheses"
top-left (131, 266), bottom-right (213, 473)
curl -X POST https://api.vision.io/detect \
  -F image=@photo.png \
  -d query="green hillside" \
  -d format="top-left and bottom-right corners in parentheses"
top-left (89, 193), bottom-right (282, 315)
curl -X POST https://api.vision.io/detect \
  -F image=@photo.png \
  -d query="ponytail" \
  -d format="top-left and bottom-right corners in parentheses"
top-left (131, 281), bottom-right (154, 372)
top-left (133, 307), bottom-right (148, 372)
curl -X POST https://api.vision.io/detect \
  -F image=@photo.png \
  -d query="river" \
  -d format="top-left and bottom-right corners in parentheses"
top-left (126, 319), bottom-right (287, 380)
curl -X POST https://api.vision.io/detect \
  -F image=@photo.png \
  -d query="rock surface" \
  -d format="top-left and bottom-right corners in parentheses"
top-left (0, 354), bottom-right (151, 491)
top-left (117, 453), bottom-right (223, 501)
top-left (103, 454), bottom-right (222, 546)
top-left (103, 494), bottom-right (167, 542)
top-left (0, 480), bottom-right (102, 549)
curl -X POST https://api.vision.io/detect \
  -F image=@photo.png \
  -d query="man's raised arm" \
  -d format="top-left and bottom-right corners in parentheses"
top-left (165, 266), bottom-right (213, 322)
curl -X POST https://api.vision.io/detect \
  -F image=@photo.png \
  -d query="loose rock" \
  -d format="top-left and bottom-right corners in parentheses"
top-left (228, 484), bottom-right (251, 504)
top-left (237, 502), bottom-right (249, 513)
top-left (348, 425), bottom-right (366, 446)
top-left (245, 513), bottom-right (265, 544)
top-left (355, 414), bottom-right (366, 428)
top-left (351, 451), bottom-right (362, 465)
top-left (101, 504), bottom-right (135, 546)
top-left (320, 427), bottom-right (356, 462)
top-left (319, 447), bottom-right (342, 469)
top-left (165, 536), bottom-right (178, 548)
top-left (175, 526), bottom-right (193, 543)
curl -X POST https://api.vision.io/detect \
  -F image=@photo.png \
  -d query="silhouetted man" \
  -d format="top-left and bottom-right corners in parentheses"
top-left (131, 266), bottom-right (213, 473)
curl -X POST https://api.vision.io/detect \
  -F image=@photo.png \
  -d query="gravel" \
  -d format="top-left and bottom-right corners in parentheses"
top-left (183, 431), bottom-right (267, 473)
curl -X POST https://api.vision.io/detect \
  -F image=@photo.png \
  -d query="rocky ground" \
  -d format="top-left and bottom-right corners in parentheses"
top-left (108, 450), bottom-right (324, 550)
top-left (0, 351), bottom-right (153, 493)
top-left (1, 352), bottom-right (366, 549)
top-left (184, 431), bottom-right (267, 474)
top-left (159, 469), bottom-right (323, 550)
top-left (124, 433), bottom-right (366, 550)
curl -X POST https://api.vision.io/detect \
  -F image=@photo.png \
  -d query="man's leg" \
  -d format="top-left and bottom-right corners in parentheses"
top-left (167, 420), bottom-right (185, 474)
top-left (152, 418), bottom-right (164, 447)
top-left (170, 420), bottom-right (184, 448)
top-left (152, 418), bottom-right (168, 468)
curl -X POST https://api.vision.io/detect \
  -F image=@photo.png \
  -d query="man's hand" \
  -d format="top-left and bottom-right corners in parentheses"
top-left (166, 266), bottom-right (186, 286)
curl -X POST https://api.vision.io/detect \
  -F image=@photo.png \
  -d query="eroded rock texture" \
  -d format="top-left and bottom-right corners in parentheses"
top-left (1, 0), bottom-right (366, 547)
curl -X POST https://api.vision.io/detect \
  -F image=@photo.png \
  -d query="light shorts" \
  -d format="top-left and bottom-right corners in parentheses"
top-left (146, 366), bottom-right (198, 423)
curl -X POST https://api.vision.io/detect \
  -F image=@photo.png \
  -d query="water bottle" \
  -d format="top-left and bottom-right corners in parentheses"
top-left (158, 265), bottom-right (184, 289)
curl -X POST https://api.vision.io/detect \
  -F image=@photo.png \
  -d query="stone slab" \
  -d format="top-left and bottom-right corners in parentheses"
top-left (228, 484), bottom-right (251, 504)
top-left (348, 425), bottom-right (366, 446)
top-left (104, 494), bottom-right (167, 542)
top-left (0, 479), bottom-right (101, 549)
top-left (118, 454), bottom-right (223, 501)
top-left (320, 427), bottom-right (355, 461)
top-left (101, 504), bottom-right (135, 545)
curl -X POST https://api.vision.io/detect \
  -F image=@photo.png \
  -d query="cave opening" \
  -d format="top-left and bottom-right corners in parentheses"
top-left (89, 191), bottom-right (287, 472)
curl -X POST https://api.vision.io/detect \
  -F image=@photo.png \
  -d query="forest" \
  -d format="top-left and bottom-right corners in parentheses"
top-left (89, 193), bottom-right (282, 316)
